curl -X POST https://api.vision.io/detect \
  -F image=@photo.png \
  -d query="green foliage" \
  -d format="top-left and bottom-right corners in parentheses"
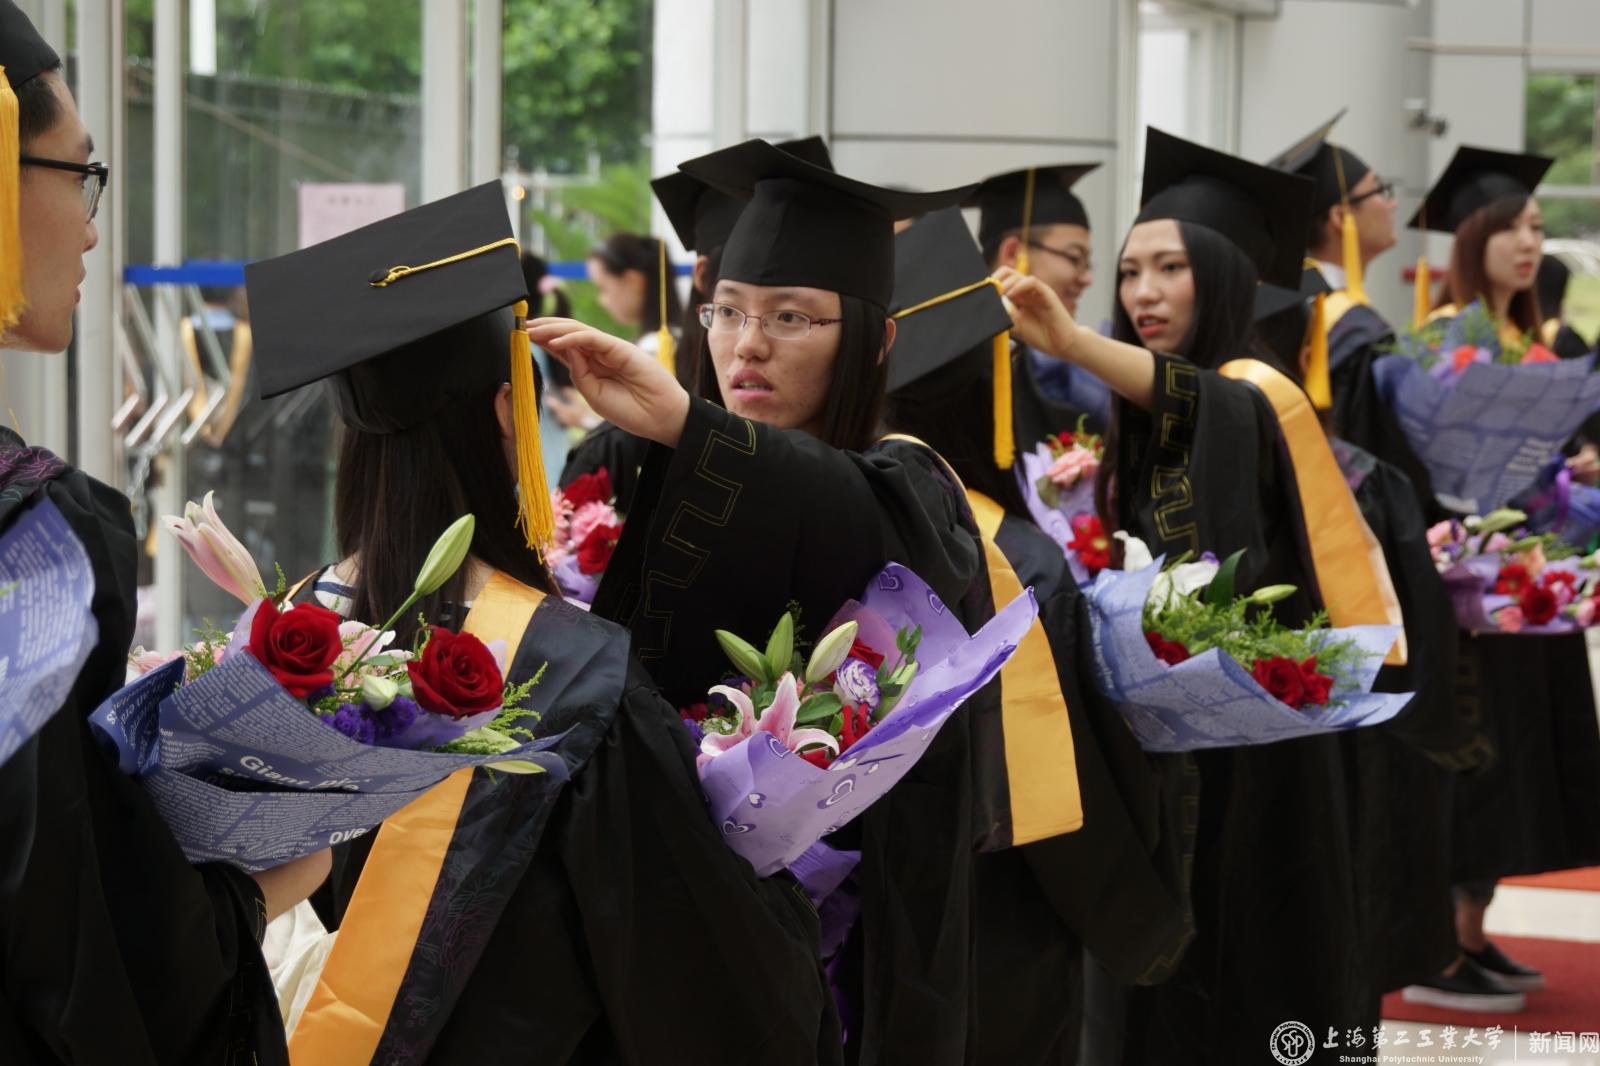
top-left (528, 160), bottom-right (653, 337)
top-left (182, 619), bottom-right (232, 681)
top-left (1526, 73), bottom-right (1600, 238)
top-left (1145, 597), bottom-right (1367, 689)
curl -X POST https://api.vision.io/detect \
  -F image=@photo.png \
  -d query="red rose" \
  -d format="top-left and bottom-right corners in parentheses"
top-left (1543, 569), bottom-right (1579, 604)
top-left (561, 469), bottom-right (613, 510)
top-left (679, 702), bottom-right (710, 723)
top-left (575, 522), bottom-right (623, 575)
top-left (1252, 656), bottom-right (1308, 709)
top-left (1144, 631), bottom-right (1191, 666)
top-left (1494, 563), bottom-right (1530, 595)
top-left (406, 626), bottom-right (505, 719)
top-left (1519, 583), bottom-right (1559, 626)
top-left (799, 748), bottom-right (834, 769)
top-left (847, 639), bottom-right (886, 670)
top-left (1068, 513), bottom-right (1112, 575)
top-left (247, 599), bottom-right (344, 698)
top-left (840, 703), bottom-right (874, 751)
top-left (1297, 656), bottom-right (1333, 706)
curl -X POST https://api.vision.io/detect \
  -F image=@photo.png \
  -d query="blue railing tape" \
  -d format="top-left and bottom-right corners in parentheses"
top-left (123, 259), bottom-right (689, 286)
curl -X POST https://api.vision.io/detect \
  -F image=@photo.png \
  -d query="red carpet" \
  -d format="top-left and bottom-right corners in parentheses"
top-left (1382, 935), bottom-right (1600, 1031)
top-left (1503, 866), bottom-right (1600, 893)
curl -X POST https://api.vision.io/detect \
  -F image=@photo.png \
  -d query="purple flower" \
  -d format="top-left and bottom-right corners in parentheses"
top-left (834, 658), bottom-right (880, 711)
top-left (327, 696), bottom-right (421, 746)
top-left (330, 702), bottom-right (376, 745)
top-left (680, 716), bottom-right (706, 746)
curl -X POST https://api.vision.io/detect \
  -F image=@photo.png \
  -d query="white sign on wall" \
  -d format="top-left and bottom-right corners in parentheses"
top-left (297, 183), bottom-right (407, 249)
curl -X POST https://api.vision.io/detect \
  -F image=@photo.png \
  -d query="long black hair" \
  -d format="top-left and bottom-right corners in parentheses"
top-left (692, 291), bottom-right (890, 453)
top-left (1097, 220), bottom-right (1262, 552)
top-left (882, 344), bottom-right (1032, 519)
top-left (589, 233), bottom-right (683, 334)
top-left (334, 383), bottom-right (553, 641)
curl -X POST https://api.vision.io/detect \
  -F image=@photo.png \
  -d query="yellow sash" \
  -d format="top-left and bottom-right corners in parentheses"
top-left (1324, 290), bottom-right (1362, 335)
top-left (878, 434), bottom-right (1083, 844)
top-left (289, 571), bottom-right (547, 1066)
top-left (1217, 359), bottom-right (1406, 666)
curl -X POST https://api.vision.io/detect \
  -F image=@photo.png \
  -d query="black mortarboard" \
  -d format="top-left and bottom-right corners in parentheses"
top-left (888, 206), bottom-right (1011, 393)
top-left (1410, 146), bottom-right (1553, 233)
top-left (1136, 127), bottom-right (1315, 289)
top-left (970, 163), bottom-right (1100, 252)
top-left (1266, 110), bottom-right (1373, 216)
top-left (1253, 262), bottom-right (1333, 323)
top-left (652, 136), bottom-right (834, 256)
top-left (247, 181), bottom-right (527, 433)
top-left (0, 0), bottom-right (59, 90)
top-left (677, 139), bottom-right (977, 309)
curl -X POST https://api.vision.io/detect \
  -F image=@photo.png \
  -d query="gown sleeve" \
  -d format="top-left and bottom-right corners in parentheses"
top-left (0, 443), bottom-right (285, 1066)
top-left (593, 396), bottom-right (981, 705)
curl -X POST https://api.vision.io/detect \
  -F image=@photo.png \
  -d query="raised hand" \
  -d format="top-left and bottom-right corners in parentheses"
top-left (527, 319), bottom-right (691, 448)
top-left (992, 266), bottom-right (1082, 362)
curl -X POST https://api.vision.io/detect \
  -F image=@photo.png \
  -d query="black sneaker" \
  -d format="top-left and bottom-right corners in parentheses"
top-left (1465, 940), bottom-right (1546, 992)
top-left (1401, 959), bottom-right (1527, 1013)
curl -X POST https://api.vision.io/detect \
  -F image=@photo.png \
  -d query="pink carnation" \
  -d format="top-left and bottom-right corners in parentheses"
top-left (1046, 446), bottom-right (1100, 489)
top-left (1577, 599), bottom-right (1598, 627)
top-left (1496, 606), bottom-right (1525, 633)
top-left (569, 500), bottom-right (618, 547)
top-left (1425, 521), bottom-right (1458, 550)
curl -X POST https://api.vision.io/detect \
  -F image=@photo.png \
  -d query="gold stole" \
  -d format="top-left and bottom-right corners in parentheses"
top-left (879, 434), bottom-right (1083, 844)
top-left (289, 571), bottom-right (547, 1065)
top-left (1216, 359), bottom-right (1407, 666)
top-left (1324, 290), bottom-right (1362, 335)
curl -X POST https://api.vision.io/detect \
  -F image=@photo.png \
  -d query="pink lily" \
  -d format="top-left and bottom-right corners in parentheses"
top-left (699, 673), bottom-right (841, 760)
top-left (163, 491), bottom-right (265, 606)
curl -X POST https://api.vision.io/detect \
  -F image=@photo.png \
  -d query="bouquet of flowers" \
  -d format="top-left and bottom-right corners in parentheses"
top-left (686, 563), bottom-right (1037, 877)
top-left (1428, 508), bottom-right (1600, 633)
top-left (545, 469), bottom-right (623, 605)
top-left (89, 495), bottom-right (567, 871)
top-left (1373, 300), bottom-right (1600, 514)
top-left (1084, 543), bottom-right (1411, 751)
top-left (1017, 420), bottom-right (1109, 583)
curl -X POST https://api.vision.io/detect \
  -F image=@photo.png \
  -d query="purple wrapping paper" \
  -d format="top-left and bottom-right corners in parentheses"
top-left (1371, 352), bottom-right (1600, 514)
top-left (697, 563), bottom-right (1037, 877)
top-left (1017, 446), bottom-right (1097, 585)
top-left (550, 553), bottom-right (600, 606)
top-left (1439, 554), bottom-right (1585, 634)
top-left (1084, 560), bottom-right (1412, 752)
top-left (88, 652), bottom-right (569, 871)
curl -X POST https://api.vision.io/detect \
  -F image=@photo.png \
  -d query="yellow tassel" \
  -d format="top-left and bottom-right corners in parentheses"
top-left (509, 299), bottom-right (554, 553)
top-left (656, 238), bottom-right (676, 376)
top-left (0, 67), bottom-right (27, 334)
top-left (992, 330), bottom-right (1015, 469)
top-left (1303, 291), bottom-right (1331, 410)
top-left (1341, 211), bottom-right (1367, 306)
top-left (1413, 255), bottom-right (1431, 330)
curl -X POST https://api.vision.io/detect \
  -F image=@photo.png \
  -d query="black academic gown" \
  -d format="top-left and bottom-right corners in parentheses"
top-left (0, 427), bottom-right (285, 1066)
top-left (1108, 356), bottom-right (1369, 1062)
top-left (595, 399), bottom-right (985, 1065)
top-left (301, 588), bottom-right (836, 1064)
top-left (559, 421), bottom-right (653, 513)
top-left (1333, 441), bottom-right (1472, 996)
top-left (972, 512), bottom-right (1195, 1066)
top-left (1011, 343), bottom-right (1104, 455)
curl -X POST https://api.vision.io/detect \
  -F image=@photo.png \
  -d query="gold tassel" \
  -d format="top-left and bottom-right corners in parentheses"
top-left (1303, 291), bottom-right (1331, 410)
top-left (1413, 255), bottom-right (1431, 330)
top-left (656, 238), bottom-right (676, 376)
top-left (0, 68), bottom-right (27, 334)
top-left (992, 330), bottom-right (1015, 469)
top-left (509, 299), bottom-right (554, 553)
top-left (1341, 212), bottom-right (1367, 306)
top-left (1015, 167), bottom-right (1036, 277)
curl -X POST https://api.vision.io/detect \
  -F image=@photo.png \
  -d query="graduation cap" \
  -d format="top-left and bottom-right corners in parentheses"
top-left (677, 138), bottom-right (978, 309)
top-left (246, 181), bottom-right (555, 550)
top-left (1251, 261), bottom-right (1335, 409)
top-left (1, 0), bottom-right (61, 331)
top-left (652, 136), bottom-right (835, 256)
top-left (887, 206), bottom-right (1015, 468)
top-left (1410, 145), bottom-right (1553, 234)
top-left (968, 163), bottom-right (1100, 273)
top-left (1136, 127), bottom-right (1316, 289)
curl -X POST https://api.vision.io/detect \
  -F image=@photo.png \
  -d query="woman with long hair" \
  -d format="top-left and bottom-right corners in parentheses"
top-left (531, 139), bottom-right (1084, 1065)
top-left (246, 183), bottom-right (834, 1065)
top-left (998, 128), bottom-right (1404, 1061)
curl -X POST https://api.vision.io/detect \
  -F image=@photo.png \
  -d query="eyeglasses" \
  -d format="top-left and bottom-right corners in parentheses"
top-left (1347, 179), bottom-right (1396, 207)
top-left (1025, 239), bottom-right (1091, 273)
top-left (19, 156), bottom-right (109, 221)
top-left (698, 302), bottom-right (842, 340)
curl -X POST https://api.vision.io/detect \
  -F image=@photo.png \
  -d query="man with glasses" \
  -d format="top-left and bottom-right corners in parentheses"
top-left (972, 163), bottom-right (1110, 433)
top-left (3, 3), bottom-right (321, 1061)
